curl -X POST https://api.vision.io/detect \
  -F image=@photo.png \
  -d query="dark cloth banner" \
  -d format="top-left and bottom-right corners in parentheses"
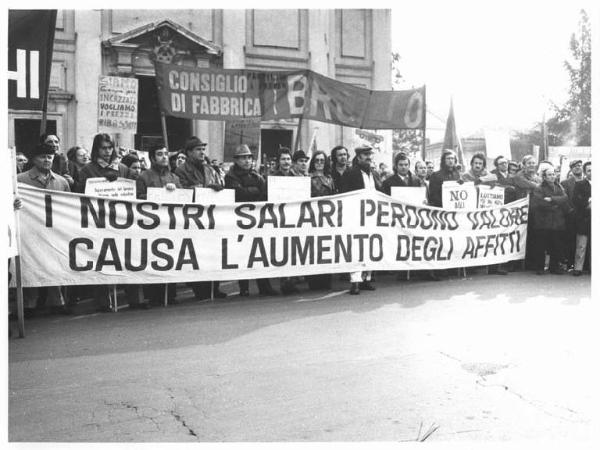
top-left (154, 62), bottom-right (426, 130)
top-left (8, 10), bottom-right (57, 111)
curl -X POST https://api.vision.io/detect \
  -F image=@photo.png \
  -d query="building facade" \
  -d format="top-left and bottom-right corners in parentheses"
top-left (8, 9), bottom-right (392, 162)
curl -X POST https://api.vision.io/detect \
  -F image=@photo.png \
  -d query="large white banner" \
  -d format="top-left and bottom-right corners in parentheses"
top-left (16, 185), bottom-right (529, 287)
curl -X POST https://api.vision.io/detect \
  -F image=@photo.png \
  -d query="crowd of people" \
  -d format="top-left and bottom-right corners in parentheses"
top-left (12, 132), bottom-right (591, 317)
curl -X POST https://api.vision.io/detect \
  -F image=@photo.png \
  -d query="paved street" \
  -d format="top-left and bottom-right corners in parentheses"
top-left (8, 271), bottom-right (596, 442)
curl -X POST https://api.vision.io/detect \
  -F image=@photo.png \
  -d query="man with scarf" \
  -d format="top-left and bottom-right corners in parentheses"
top-left (340, 145), bottom-right (383, 295)
top-left (175, 136), bottom-right (227, 300)
top-left (225, 144), bottom-right (278, 297)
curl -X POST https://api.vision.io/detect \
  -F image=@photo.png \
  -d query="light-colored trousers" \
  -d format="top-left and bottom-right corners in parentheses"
top-left (574, 234), bottom-right (589, 271)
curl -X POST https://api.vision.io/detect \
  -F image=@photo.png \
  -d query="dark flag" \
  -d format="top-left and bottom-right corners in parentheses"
top-left (442, 97), bottom-right (465, 167)
top-left (8, 10), bottom-right (57, 111)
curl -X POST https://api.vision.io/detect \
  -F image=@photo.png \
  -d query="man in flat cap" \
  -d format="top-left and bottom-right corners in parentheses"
top-left (17, 142), bottom-right (72, 315)
top-left (339, 144), bottom-right (383, 295)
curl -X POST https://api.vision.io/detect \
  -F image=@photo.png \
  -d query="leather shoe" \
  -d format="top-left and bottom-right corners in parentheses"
top-left (349, 283), bottom-right (360, 295)
top-left (549, 268), bottom-right (566, 275)
top-left (536, 270), bottom-right (545, 275)
top-left (239, 290), bottom-right (250, 297)
top-left (572, 270), bottom-right (583, 276)
top-left (359, 281), bottom-right (375, 291)
top-left (493, 268), bottom-right (508, 275)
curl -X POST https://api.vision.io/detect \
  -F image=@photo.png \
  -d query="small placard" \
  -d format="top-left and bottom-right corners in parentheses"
top-left (85, 177), bottom-right (136, 199)
top-left (478, 185), bottom-right (505, 209)
top-left (390, 186), bottom-right (427, 206)
top-left (147, 187), bottom-right (194, 203)
top-left (268, 176), bottom-right (311, 203)
top-left (442, 181), bottom-right (477, 210)
top-left (194, 187), bottom-right (236, 205)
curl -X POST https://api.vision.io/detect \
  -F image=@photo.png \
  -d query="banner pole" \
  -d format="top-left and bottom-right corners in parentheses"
top-left (160, 112), bottom-right (169, 152)
top-left (164, 284), bottom-right (168, 307)
top-left (9, 147), bottom-right (25, 338)
top-left (112, 285), bottom-right (118, 312)
top-left (294, 117), bottom-right (304, 152)
top-left (210, 282), bottom-right (214, 302)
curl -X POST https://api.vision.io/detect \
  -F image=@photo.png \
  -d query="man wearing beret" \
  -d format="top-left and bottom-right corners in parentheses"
top-left (225, 144), bottom-right (278, 297)
top-left (17, 143), bottom-right (72, 315)
top-left (339, 145), bottom-right (383, 295)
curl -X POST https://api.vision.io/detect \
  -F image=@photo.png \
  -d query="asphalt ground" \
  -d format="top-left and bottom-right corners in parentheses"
top-left (7, 270), bottom-right (597, 443)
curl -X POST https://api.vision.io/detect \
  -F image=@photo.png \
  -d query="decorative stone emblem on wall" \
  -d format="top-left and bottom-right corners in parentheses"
top-left (153, 27), bottom-right (177, 64)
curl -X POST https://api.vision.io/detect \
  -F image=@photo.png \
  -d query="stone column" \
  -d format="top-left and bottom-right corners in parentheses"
top-left (73, 10), bottom-right (103, 149)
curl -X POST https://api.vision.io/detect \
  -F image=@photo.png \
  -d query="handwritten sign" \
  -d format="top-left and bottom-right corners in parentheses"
top-left (390, 186), bottom-right (427, 206)
top-left (478, 185), bottom-right (505, 209)
top-left (147, 187), bottom-right (194, 203)
top-left (85, 177), bottom-right (137, 199)
top-left (442, 181), bottom-right (477, 210)
top-left (268, 176), bottom-right (311, 203)
top-left (194, 188), bottom-right (236, 205)
top-left (98, 76), bottom-right (138, 132)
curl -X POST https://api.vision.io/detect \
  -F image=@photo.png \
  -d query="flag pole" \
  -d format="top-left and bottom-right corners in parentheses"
top-left (422, 85), bottom-right (427, 161)
top-left (160, 112), bottom-right (169, 152)
top-left (294, 117), bottom-right (304, 152)
top-left (39, 10), bottom-right (57, 137)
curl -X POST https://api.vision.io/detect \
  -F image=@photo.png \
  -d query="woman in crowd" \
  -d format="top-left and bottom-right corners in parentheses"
top-left (531, 165), bottom-right (569, 275)
top-left (66, 146), bottom-right (90, 186)
top-left (306, 150), bottom-right (336, 290)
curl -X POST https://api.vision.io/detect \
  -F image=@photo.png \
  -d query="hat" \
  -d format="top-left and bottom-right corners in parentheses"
top-left (30, 143), bottom-right (56, 157)
top-left (184, 136), bottom-right (207, 152)
top-left (292, 149), bottom-right (309, 162)
top-left (355, 144), bottom-right (373, 155)
top-left (569, 159), bottom-right (583, 169)
top-left (233, 144), bottom-right (253, 158)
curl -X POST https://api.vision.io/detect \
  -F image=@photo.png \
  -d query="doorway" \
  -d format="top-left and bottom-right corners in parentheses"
top-left (135, 75), bottom-right (191, 152)
top-left (260, 129), bottom-right (293, 160)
